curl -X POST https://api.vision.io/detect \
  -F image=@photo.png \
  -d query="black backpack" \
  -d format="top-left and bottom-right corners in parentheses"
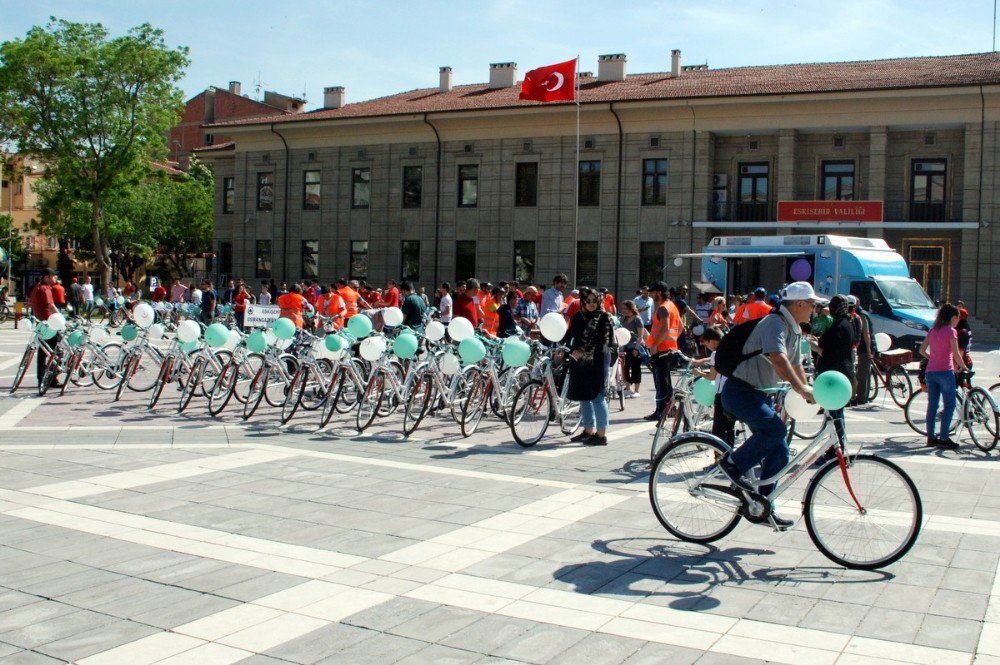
top-left (713, 312), bottom-right (779, 377)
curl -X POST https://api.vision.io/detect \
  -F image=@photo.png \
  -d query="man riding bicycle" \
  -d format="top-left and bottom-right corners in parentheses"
top-left (718, 281), bottom-right (825, 528)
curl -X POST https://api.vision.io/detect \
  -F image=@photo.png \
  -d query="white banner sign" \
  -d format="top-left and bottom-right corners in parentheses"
top-left (245, 304), bottom-right (281, 328)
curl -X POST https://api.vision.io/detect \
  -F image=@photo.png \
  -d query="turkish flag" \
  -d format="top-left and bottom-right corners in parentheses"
top-left (519, 59), bottom-right (577, 102)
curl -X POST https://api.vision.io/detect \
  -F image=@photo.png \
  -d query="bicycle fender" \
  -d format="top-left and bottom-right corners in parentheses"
top-left (669, 430), bottom-right (733, 454)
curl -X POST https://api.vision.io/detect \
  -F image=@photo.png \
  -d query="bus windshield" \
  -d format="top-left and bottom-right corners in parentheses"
top-left (876, 279), bottom-right (936, 309)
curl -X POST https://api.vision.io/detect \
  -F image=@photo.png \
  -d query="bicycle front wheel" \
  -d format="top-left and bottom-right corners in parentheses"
top-left (964, 387), bottom-right (999, 452)
top-left (804, 454), bottom-right (921, 569)
top-left (356, 372), bottom-right (384, 432)
top-left (460, 372), bottom-right (490, 438)
top-left (281, 369), bottom-right (307, 424)
top-left (885, 365), bottom-right (913, 408)
top-left (649, 435), bottom-right (742, 543)
top-left (403, 373), bottom-right (434, 437)
top-left (10, 346), bottom-right (35, 394)
top-left (904, 390), bottom-right (960, 437)
top-left (509, 380), bottom-right (551, 447)
top-left (177, 358), bottom-right (205, 413)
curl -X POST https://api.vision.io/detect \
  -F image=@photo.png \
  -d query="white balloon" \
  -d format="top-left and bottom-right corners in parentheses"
top-left (873, 332), bottom-right (891, 353)
top-left (360, 336), bottom-right (387, 362)
top-left (425, 320), bottom-right (446, 342)
top-left (264, 330), bottom-right (277, 346)
top-left (148, 323), bottom-right (165, 340)
top-left (539, 312), bottom-right (567, 343)
top-left (613, 327), bottom-right (631, 347)
top-left (382, 307), bottom-right (404, 327)
top-left (133, 303), bottom-right (155, 329)
top-left (176, 320), bottom-right (201, 344)
top-left (225, 329), bottom-right (241, 351)
top-left (784, 390), bottom-right (819, 422)
top-left (981, 350), bottom-right (1000, 376)
top-left (440, 353), bottom-right (461, 375)
top-left (46, 312), bottom-right (67, 332)
top-left (673, 257), bottom-right (684, 267)
top-left (448, 317), bottom-right (475, 342)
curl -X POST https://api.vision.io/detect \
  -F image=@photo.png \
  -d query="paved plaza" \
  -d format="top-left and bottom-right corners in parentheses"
top-left (0, 323), bottom-right (998, 664)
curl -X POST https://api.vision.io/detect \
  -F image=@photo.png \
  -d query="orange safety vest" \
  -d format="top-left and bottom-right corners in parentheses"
top-left (321, 293), bottom-right (345, 328)
top-left (482, 301), bottom-right (500, 336)
top-left (277, 292), bottom-right (308, 329)
top-left (338, 287), bottom-right (359, 319)
top-left (649, 300), bottom-right (682, 353)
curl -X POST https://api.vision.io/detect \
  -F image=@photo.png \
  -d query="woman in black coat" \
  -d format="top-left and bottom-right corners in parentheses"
top-left (562, 288), bottom-right (617, 445)
top-left (815, 294), bottom-right (857, 447)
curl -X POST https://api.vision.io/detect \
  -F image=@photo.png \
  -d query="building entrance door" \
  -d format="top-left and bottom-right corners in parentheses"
top-left (907, 242), bottom-right (948, 304)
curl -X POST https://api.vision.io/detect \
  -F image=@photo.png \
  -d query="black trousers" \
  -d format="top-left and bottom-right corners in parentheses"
top-left (623, 351), bottom-right (643, 385)
top-left (651, 352), bottom-right (675, 417)
top-left (712, 392), bottom-right (735, 446)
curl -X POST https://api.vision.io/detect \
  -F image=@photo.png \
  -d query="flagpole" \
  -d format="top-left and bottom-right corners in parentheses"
top-left (573, 55), bottom-right (580, 286)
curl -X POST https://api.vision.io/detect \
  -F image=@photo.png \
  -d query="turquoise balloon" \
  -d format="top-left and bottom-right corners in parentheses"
top-left (458, 337), bottom-right (486, 364)
top-left (121, 324), bottom-right (138, 342)
top-left (800, 338), bottom-right (811, 356)
top-left (67, 330), bottom-right (87, 348)
top-left (247, 330), bottom-right (268, 354)
top-left (347, 315), bottom-right (372, 339)
top-left (180, 339), bottom-right (198, 353)
top-left (501, 339), bottom-right (531, 367)
top-left (273, 317), bottom-right (296, 341)
top-left (693, 377), bottom-right (717, 407)
top-left (392, 333), bottom-right (419, 360)
top-left (814, 371), bottom-right (853, 411)
top-left (94, 297), bottom-right (104, 308)
top-left (324, 334), bottom-right (345, 352)
top-left (205, 323), bottom-right (230, 348)
top-left (36, 323), bottom-right (57, 340)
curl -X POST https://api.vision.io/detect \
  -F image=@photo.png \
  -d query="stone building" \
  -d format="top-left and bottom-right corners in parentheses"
top-left (196, 51), bottom-right (1000, 326)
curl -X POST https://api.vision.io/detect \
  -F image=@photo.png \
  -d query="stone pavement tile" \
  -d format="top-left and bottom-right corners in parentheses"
top-left (0, 562), bottom-right (92, 591)
top-left (103, 550), bottom-right (199, 577)
top-left (821, 577), bottom-right (885, 606)
top-left (939, 567), bottom-right (996, 593)
top-left (395, 644), bottom-right (481, 665)
top-left (796, 600), bottom-right (869, 634)
top-left (470, 658), bottom-right (532, 664)
top-left (620, 642), bottom-right (702, 665)
top-left (544, 633), bottom-right (646, 665)
top-left (390, 605), bottom-right (484, 643)
top-left (234, 656), bottom-right (290, 665)
top-left (0, 651), bottom-right (66, 664)
top-left (0, 603), bottom-right (77, 635)
top-left (141, 557), bottom-right (236, 586)
top-left (440, 615), bottom-right (538, 655)
top-left (173, 564), bottom-right (269, 594)
top-left (913, 614), bottom-right (982, 652)
top-left (958, 533), bottom-right (1000, 552)
top-left (89, 584), bottom-right (207, 620)
top-left (19, 568), bottom-right (126, 600)
top-left (129, 592), bottom-right (242, 629)
top-left (492, 624), bottom-right (589, 665)
top-left (343, 597), bottom-right (440, 632)
top-left (0, 595), bottom-right (39, 616)
top-left (872, 583), bottom-right (936, 613)
top-left (697, 586), bottom-right (768, 619)
top-left (32, 619), bottom-right (158, 662)
top-left (314, 631), bottom-right (426, 665)
top-left (547, 563), bottom-right (633, 594)
top-left (213, 571), bottom-right (310, 602)
top-left (855, 606), bottom-right (923, 643)
top-left (693, 653), bottom-right (768, 665)
top-left (949, 547), bottom-right (1000, 570)
top-left (0, 609), bottom-right (113, 649)
top-left (263, 622), bottom-right (376, 663)
top-left (746, 592), bottom-right (817, 624)
top-left (927, 587), bottom-right (989, 620)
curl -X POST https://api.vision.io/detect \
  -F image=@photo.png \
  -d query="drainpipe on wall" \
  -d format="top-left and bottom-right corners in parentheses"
top-left (974, 85), bottom-right (986, 316)
top-left (270, 123), bottom-right (291, 282)
top-left (687, 103), bottom-right (697, 289)
top-left (423, 114), bottom-right (443, 288)
top-left (609, 103), bottom-right (624, 297)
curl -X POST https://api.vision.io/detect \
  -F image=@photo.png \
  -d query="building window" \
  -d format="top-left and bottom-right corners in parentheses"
top-left (821, 161), bottom-right (855, 200)
top-left (402, 166), bottom-right (422, 208)
top-left (303, 170), bottom-right (321, 210)
top-left (578, 160), bottom-right (601, 206)
top-left (45, 236), bottom-right (58, 251)
top-left (222, 177), bottom-right (235, 214)
top-left (219, 241), bottom-right (233, 278)
top-left (641, 159), bottom-right (668, 205)
top-left (737, 162), bottom-right (769, 221)
top-left (576, 241), bottom-right (599, 286)
top-left (257, 172), bottom-right (274, 211)
top-left (350, 240), bottom-right (369, 279)
top-left (255, 240), bottom-right (272, 278)
top-left (458, 165), bottom-right (478, 207)
top-left (401, 241), bottom-right (420, 281)
top-left (513, 241), bottom-right (535, 284)
top-left (909, 159), bottom-right (947, 222)
top-left (515, 162), bottom-right (538, 207)
top-left (352, 168), bottom-right (370, 209)
top-left (301, 240), bottom-right (319, 278)
top-left (25, 236), bottom-right (36, 251)
top-left (455, 240), bottom-right (476, 281)
top-left (639, 242), bottom-right (663, 288)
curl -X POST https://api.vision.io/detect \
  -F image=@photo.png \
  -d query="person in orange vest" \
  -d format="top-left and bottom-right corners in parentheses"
top-left (644, 281), bottom-right (683, 421)
top-left (482, 287), bottom-right (502, 336)
top-left (734, 287), bottom-right (772, 323)
top-left (335, 278), bottom-right (370, 320)
top-left (318, 285), bottom-right (346, 330)
top-left (562, 289), bottom-right (581, 322)
top-left (276, 283), bottom-right (312, 329)
top-left (600, 288), bottom-right (617, 316)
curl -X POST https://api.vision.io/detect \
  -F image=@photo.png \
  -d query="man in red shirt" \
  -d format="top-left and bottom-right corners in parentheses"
top-left (562, 289), bottom-right (581, 322)
top-left (384, 280), bottom-right (401, 309)
top-left (51, 278), bottom-right (67, 312)
top-left (151, 280), bottom-right (167, 303)
top-left (31, 269), bottom-right (58, 383)
top-left (452, 278), bottom-right (481, 327)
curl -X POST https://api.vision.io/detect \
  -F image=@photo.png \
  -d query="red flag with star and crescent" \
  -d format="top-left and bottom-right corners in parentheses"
top-left (519, 59), bottom-right (577, 102)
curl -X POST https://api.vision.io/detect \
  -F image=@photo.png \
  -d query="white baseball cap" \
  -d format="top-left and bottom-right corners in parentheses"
top-left (780, 281), bottom-right (829, 304)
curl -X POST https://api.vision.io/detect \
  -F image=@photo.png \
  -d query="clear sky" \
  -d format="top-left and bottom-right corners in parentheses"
top-left (2, 0), bottom-right (997, 109)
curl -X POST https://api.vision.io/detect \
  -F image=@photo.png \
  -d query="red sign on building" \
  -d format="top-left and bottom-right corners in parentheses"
top-left (777, 201), bottom-right (884, 222)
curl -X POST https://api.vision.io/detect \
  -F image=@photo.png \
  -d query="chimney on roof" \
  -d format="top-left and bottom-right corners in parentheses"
top-left (439, 67), bottom-right (453, 93)
top-left (323, 86), bottom-right (345, 109)
top-left (228, 81), bottom-right (241, 96)
top-left (489, 62), bottom-right (517, 89)
top-left (671, 50), bottom-right (682, 77)
top-left (597, 54), bottom-right (627, 82)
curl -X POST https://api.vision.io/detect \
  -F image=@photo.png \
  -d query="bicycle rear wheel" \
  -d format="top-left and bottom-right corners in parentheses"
top-left (885, 365), bottom-right (913, 408)
top-left (904, 390), bottom-right (961, 437)
top-left (356, 372), bottom-right (384, 432)
top-left (510, 380), bottom-right (551, 447)
top-left (460, 372), bottom-right (490, 437)
top-left (964, 387), bottom-right (999, 452)
top-left (804, 454), bottom-right (921, 569)
top-left (403, 373), bottom-right (434, 437)
top-left (114, 352), bottom-right (139, 401)
top-left (92, 343), bottom-right (125, 390)
top-left (208, 361), bottom-right (237, 416)
top-left (243, 366), bottom-right (268, 420)
top-left (10, 346), bottom-right (35, 394)
top-left (148, 357), bottom-right (175, 410)
top-left (649, 434), bottom-right (742, 543)
top-left (177, 358), bottom-right (205, 413)
top-left (281, 369), bottom-right (307, 424)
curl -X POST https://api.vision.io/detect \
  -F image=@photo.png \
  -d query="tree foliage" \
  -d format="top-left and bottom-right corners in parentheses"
top-left (0, 214), bottom-right (26, 270)
top-left (0, 18), bottom-right (189, 287)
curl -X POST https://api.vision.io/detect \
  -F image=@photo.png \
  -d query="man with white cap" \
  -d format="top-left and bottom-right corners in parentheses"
top-left (718, 281), bottom-right (827, 528)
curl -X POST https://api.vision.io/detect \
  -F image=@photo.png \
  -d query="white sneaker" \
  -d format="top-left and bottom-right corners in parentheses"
top-left (630, 391), bottom-right (641, 399)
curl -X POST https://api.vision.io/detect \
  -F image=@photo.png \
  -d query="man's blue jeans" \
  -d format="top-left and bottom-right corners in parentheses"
top-left (721, 379), bottom-right (789, 490)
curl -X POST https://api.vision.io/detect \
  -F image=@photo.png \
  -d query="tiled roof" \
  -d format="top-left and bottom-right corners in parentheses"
top-left (209, 52), bottom-right (1000, 129)
top-left (191, 142), bottom-right (235, 153)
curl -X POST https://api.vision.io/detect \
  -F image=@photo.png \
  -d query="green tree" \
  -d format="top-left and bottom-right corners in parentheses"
top-left (0, 18), bottom-right (189, 289)
top-left (159, 156), bottom-right (214, 278)
top-left (0, 214), bottom-right (26, 276)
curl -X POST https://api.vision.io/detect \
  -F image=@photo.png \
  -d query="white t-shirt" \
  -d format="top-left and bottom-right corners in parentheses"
top-left (439, 294), bottom-right (453, 323)
top-left (258, 291), bottom-right (271, 305)
top-left (82, 284), bottom-right (94, 302)
top-left (190, 288), bottom-right (202, 305)
top-left (710, 350), bottom-right (727, 393)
